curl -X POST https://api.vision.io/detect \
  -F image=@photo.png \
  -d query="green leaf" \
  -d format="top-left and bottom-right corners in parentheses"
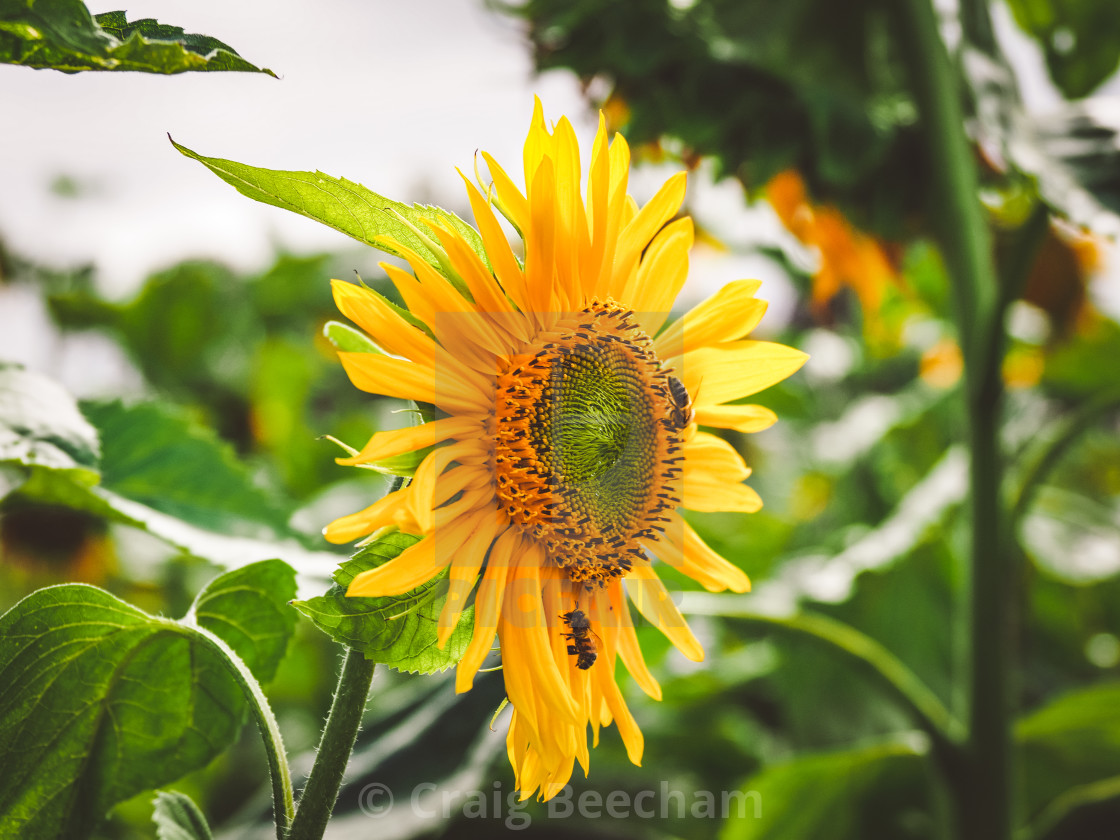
top-left (171, 138), bottom-right (488, 273)
top-left (190, 559), bottom-right (298, 683)
top-left (0, 362), bottom-right (99, 484)
top-left (292, 531), bottom-right (476, 674)
top-left (81, 400), bottom-right (292, 536)
top-left (8, 396), bottom-right (339, 573)
top-left (1018, 682), bottom-right (1120, 819)
top-left (323, 320), bottom-right (384, 354)
top-left (1005, 0), bottom-right (1120, 98)
top-left (720, 737), bottom-right (927, 840)
top-left (151, 791), bottom-right (213, 840)
top-left (0, 0), bottom-right (275, 75)
top-left (0, 562), bottom-right (295, 839)
top-left (15, 465), bottom-right (338, 575)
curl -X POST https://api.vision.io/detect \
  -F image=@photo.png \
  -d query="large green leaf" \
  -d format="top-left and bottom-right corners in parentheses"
top-left (82, 399), bottom-right (292, 536)
top-left (292, 531), bottom-right (476, 674)
top-left (187, 559), bottom-right (298, 683)
top-left (720, 737), bottom-right (928, 840)
top-left (171, 139), bottom-right (487, 272)
top-left (0, 560), bottom-right (295, 839)
top-left (0, 362), bottom-right (99, 486)
top-left (8, 397), bottom-right (340, 574)
top-left (1018, 682), bottom-right (1120, 819)
top-left (0, 0), bottom-right (274, 75)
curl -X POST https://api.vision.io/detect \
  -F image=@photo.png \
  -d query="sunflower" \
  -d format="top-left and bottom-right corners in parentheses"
top-left (323, 101), bottom-right (807, 800)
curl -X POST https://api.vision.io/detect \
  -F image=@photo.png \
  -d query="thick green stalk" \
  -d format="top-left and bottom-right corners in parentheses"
top-left (286, 648), bottom-right (376, 840)
top-left (895, 1), bottom-right (1012, 838)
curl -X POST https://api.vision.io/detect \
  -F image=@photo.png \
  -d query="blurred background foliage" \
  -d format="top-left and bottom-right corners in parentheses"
top-left (3, 0), bottom-right (1120, 838)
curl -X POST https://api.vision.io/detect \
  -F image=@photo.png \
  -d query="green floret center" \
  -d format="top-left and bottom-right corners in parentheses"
top-left (535, 340), bottom-right (659, 539)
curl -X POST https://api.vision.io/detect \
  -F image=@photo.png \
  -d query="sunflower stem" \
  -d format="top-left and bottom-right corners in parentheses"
top-left (895, 0), bottom-right (1015, 838)
top-left (286, 648), bottom-right (375, 840)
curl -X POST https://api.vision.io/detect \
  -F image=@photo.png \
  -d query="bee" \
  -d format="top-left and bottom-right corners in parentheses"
top-left (560, 609), bottom-right (597, 670)
top-left (666, 375), bottom-right (694, 430)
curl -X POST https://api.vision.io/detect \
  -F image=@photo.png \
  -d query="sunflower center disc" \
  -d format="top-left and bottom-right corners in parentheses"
top-left (493, 302), bottom-right (685, 584)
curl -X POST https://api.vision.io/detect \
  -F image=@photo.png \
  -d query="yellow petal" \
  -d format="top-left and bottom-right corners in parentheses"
top-left (584, 113), bottom-right (611, 294)
top-left (408, 443), bottom-right (478, 533)
top-left (437, 506), bottom-right (503, 646)
top-left (683, 474), bottom-right (763, 513)
top-left (625, 562), bottom-right (705, 662)
top-left (678, 515), bottom-right (751, 593)
top-left (608, 171), bottom-right (687, 299)
top-left (683, 430), bottom-right (751, 483)
top-left (626, 217), bottom-right (693, 334)
top-left (346, 529), bottom-right (455, 597)
top-left (331, 279), bottom-right (434, 365)
top-left (587, 131), bottom-right (632, 300)
top-left (654, 279), bottom-right (766, 357)
top-left (594, 658), bottom-right (644, 766)
top-left (336, 416), bottom-right (480, 465)
top-left (692, 403), bottom-right (778, 433)
top-left (481, 150), bottom-right (529, 234)
top-left (607, 581), bottom-right (661, 700)
top-left (429, 215), bottom-right (515, 319)
top-left (322, 487), bottom-right (409, 544)
top-left (337, 350), bottom-right (431, 400)
top-left (680, 340), bottom-right (809, 407)
top-left (525, 157), bottom-right (560, 314)
top-left (461, 174), bottom-right (532, 316)
top-left (502, 554), bottom-right (580, 725)
top-left (654, 514), bottom-right (751, 593)
top-left (522, 97), bottom-right (551, 200)
top-left (456, 527), bottom-right (516, 693)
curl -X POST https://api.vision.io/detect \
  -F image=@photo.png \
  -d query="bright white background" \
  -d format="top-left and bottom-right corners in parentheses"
top-left (0, 0), bottom-right (1114, 396)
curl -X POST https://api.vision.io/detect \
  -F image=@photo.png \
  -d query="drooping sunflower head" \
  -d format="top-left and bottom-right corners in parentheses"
top-left (324, 100), bottom-right (807, 800)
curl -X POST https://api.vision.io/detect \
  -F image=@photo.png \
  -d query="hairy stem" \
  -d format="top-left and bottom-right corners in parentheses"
top-left (286, 648), bottom-right (376, 840)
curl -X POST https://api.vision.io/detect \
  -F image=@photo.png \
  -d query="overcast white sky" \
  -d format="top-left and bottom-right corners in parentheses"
top-left (0, 0), bottom-right (1115, 397)
top-left (0, 0), bottom-right (799, 394)
top-left (1, 0), bottom-right (598, 294)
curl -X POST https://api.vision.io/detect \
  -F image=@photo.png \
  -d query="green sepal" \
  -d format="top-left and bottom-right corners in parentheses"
top-left (291, 531), bottom-right (475, 674)
top-left (323, 320), bottom-right (384, 355)
top-left (322, 434), bottom-right (430, 478)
